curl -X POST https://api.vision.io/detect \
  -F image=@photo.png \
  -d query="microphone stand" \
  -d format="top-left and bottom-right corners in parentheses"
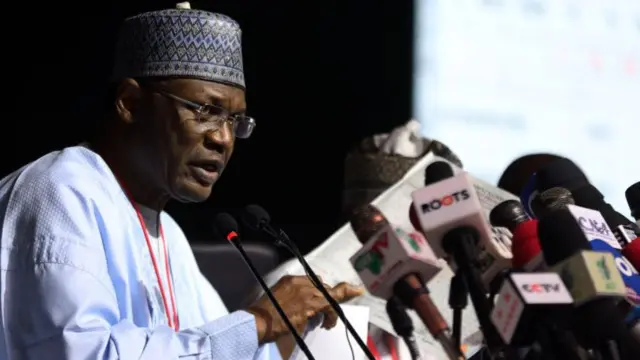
top-left (259, 223), bottom-right (376, 360)
top-left (387, 296), bottom-right (422, 360)
top-left (228, 237), bottom-right (316, 360)
top-left (448, 270), bottom-right (468, 350)
top-left (442, 226), bottom-right (510, 359)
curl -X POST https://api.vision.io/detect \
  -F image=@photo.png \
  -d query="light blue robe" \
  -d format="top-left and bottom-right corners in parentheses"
top-left (0, 146), bottom-right (282, 359)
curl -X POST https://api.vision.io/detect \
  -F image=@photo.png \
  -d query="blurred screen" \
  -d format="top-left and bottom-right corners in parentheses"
top-left (413, 0), bottom-right (640, 213)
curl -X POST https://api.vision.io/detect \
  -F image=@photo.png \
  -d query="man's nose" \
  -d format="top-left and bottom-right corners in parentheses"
top-left (204, 124), bottom-right (234, 153)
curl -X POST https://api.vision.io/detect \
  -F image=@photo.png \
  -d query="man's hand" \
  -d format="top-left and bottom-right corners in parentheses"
top-left (246, 275), bottom-right (364, 344)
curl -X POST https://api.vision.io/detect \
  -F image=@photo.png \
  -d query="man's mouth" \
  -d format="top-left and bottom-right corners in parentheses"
top-left (197, 163), bottom-right (219, 172)
top-left (189, 160), bottom-right (223, 186)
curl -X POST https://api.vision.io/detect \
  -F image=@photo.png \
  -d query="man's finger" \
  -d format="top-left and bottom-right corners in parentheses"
top-left (320, 306), bottom-right (339, 329)
top-left (330, 282), bottom-right (365, 302)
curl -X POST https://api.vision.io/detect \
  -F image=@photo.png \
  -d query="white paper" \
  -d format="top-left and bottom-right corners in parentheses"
top-left (263, 153), bottom-right (518, 359)
top-left (292, 305), bottom-right (370, 360)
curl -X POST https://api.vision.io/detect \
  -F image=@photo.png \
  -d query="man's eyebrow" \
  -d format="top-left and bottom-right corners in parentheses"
top-left (231, 108), bottom-right (247, 116)
top-left (202, 91), bottom-right (227, 106)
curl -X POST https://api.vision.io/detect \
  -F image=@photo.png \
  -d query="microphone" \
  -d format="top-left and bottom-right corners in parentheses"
top-left (410, 161), bottom-right (507, 355)
top-left (242, 205), bottom-right (376, 360)
top-left (539, 189), bottom-right (640, 308)
top-left (490, 200), bottom-right (543, 271)
top-left (242, 205), bottom-right (287, 247)
top-left (386, 297), bottom-right (421, 360)
top-left (541, 188), bottom-right (640, 342)
top-left (490, 272), bottom-right (578, 354)
top-left (537, 187), bottom-right (575, 215)
top-left (411, 163), bottom-right (513, 289)
top-left (520, 173), bottom-right (578, 219)
top-left (411, 161), bottom-right (512, 268)
top-left (349, 204), bottom-right (464, 360)
top-left (213, 213), bottom-right (316, 360)
top-left (625, 182), bottom-right (640, 227)
top-left (537, 207), bottom-right (640, 357)
top-left (490, 201), bottom-right (588, 359)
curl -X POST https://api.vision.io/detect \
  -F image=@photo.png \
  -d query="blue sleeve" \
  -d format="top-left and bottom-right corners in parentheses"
top-left (2, 175), bottom-right (264, 359)
top-left (193, 272), bottom-right (283, 360)
top-left (11, 262), bottom-right (262, 360)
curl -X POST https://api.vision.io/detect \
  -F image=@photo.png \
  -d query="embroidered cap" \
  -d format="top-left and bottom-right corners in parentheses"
top-left (112, 2), bottom-right (245, 88)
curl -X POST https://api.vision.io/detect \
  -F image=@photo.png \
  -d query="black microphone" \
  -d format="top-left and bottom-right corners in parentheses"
top-left (488, 271), bottom-right (583, 360)
top-left (242, 205), bottom-right (376, 360)
top-left (489, 198), bottom-right (587, 359)
top-left (386, 296), bottom-right (421, 360)
top-left (213, 213), bottom-right (316, 360)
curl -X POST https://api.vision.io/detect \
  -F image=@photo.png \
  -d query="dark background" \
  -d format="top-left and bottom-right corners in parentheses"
top-left (2, 0), bottom-right (414, 258)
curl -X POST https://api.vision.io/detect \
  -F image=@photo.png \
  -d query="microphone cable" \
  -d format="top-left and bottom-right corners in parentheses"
top-left (448, 270), bottom-right (468, 350)
top-left (242, 205), bottom-right (375, 360)
top-left (214, 213), bottom-right (316, 360)
top-left (386, 296), bottom-right (421, 360)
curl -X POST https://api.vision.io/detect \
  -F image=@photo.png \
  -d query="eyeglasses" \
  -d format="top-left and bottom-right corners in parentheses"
top-left (157, 90), bottom-right (256, 139)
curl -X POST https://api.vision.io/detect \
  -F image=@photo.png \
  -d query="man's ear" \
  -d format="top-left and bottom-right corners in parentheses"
top-left (114, 78), bottom-right (143, 125)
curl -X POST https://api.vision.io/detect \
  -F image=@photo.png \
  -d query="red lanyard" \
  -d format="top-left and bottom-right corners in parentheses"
top-left (132, 209), bottom-right (180, 331)
top-left (367, 334), bottom-right (399, 360)
top-left (119, 182), bottom-right (180, 331)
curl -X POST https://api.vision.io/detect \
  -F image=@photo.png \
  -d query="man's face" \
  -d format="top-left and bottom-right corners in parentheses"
top-left (118, 77), bottom-right (246, 203)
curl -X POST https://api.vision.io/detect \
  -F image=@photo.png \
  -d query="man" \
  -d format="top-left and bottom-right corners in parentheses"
top-left (0, 3), bottom-right (362, 359)
top-left (496, 153), bottom-right (569, 195)
top-left (342, 119), bottom-right (462, 219)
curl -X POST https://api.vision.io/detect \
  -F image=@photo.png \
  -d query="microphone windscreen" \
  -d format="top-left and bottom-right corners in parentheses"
top-left (510, 220), bottom-right (540, 269)
top-left (489, 199), bottom-right (529, 232)
top-left (424, 161), bottom-right (454, 186)
top-left (214, 213), bottom-right (240, 240)
top-left (537, 208), bottom-right (591, 266)
top-left (242, 204), bottom-right (271, 231)
top-left (349, 204), bottom-right (389, 243)
top-left (539, 187), bottom-right (574, 210)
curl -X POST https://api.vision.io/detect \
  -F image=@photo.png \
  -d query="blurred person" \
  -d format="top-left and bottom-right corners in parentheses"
top-left (496, 153), bottom-right (569, 195)
top-left (0, 3), bottom-right (362, 360)
top-left (342, 119), bottom-right (462, 218)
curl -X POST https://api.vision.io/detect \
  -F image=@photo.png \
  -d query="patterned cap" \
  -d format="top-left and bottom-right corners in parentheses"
top-left (112, 2), bottom-right (245, 88)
